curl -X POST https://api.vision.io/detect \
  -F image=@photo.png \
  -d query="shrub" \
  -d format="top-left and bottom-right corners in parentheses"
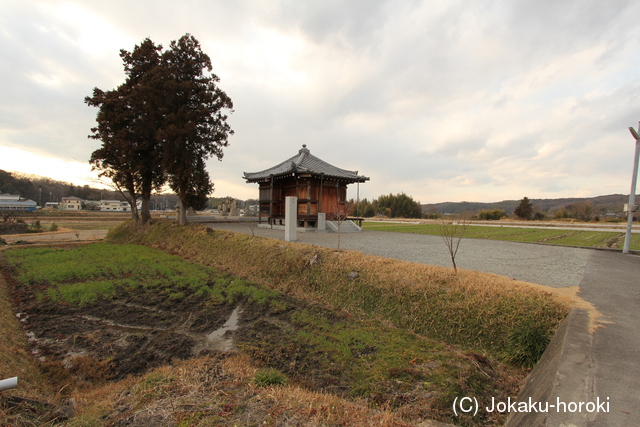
top-left (533, 211), bottom-right (547, 221)
top-left (604, 217), bottom-right (624, 223)
top-left (49, 223), bottom-right (58, 232)
top-left (478, 209), bottom-right (506, 220)
top-left (254, 369), bottom-right (287, 387)
top-left (503, 323), bottom-right (551, 368)
top-left (552, 208), bottom-right (570, 219)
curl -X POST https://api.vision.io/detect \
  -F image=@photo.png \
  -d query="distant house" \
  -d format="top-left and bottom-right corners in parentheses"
top-left (100, 200), bottom-right (136, 212)
top-left (100, 200), bottom-right (124, 211)
top-left (45, 202), bottom-right (59, 209)
top-left (60, 196), bottom-right (83, 210)
top-left (0, 193), bottom-right (37, 212)
top-left (83, 200), bottom-right (100, 211)
top-left (245, 205), bottom-right (259, 216)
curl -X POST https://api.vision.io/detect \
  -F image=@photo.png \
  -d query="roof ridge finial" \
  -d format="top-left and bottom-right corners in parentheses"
top-left (294, 144), bottom-right (309, 166)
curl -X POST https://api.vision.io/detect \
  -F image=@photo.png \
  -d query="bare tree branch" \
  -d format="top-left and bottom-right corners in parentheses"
top-left (439, 212), bottom-right (473, 273)
top-left (330, 200), bottom-right (353, 251)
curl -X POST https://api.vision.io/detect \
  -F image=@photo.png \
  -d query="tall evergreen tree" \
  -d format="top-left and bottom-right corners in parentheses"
top-left (119, 39), bottom-right (168, 223)
top-left (159, 34), bottom-right (234, 225)
top-left (86, 34), bottom-right (233, 225)
top-left (86, 85), bottom-right (141, 220)
top-left (514, 196), bottom-right (533, 220)
top-left (86, 38), bottom-right (166, 222)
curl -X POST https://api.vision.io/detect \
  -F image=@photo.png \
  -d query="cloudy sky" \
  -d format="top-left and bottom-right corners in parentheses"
top-left (2, 0), bottom-right (639, 204)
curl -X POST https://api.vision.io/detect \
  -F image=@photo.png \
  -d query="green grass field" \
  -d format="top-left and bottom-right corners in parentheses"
top-left (363, 222), bottom-right (640, 250)
top-left (4, 243), bottom-right (283, 307)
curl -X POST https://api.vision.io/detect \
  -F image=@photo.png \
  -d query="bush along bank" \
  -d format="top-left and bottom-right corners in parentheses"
top-left (108, 221), bottom-right (570, 369)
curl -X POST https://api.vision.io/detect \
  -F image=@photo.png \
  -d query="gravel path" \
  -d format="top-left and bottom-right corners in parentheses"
top-left (205, 223), bottom-right (590, 288)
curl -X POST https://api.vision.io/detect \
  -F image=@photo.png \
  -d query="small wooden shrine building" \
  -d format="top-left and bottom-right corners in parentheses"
top-left (243, 145), bottom-right (369, 227)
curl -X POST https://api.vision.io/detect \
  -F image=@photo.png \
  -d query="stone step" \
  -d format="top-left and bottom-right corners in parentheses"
top-left (326, 220), bottom-right (362, 233)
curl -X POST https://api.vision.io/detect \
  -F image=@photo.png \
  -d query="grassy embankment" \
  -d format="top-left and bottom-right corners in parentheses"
top-left (0, 261), bottom-right (58, 406)
top-left (108, 221), bottom-right (570, 366)
top-left (0, 221), bottom-right (574, 426)
top-left (364, 222), bottom-right (640, 250)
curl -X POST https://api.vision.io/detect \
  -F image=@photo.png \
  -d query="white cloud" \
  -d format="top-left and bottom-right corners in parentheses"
top-left (37, 2), bottom-right (134, 60)
top-left (1, 0), bottom-right (640, 204)
top-left (0, 146), bottom-right (101, 186)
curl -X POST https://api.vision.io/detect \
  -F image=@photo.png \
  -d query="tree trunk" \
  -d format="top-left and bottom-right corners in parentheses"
top-left (129, 196), bottom-right (140, 221)
top-left (140, 197), bottom-right (151, 224)
top-left (178, 194), bottom-right (188, 225)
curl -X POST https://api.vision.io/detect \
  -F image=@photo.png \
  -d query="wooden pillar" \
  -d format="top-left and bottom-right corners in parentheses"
top-left (258, 185), bottom-right (262, 225)
top-left (295, 175), bottom-right (300, 223)
top-left (307, 180), bottom-right (311, 215)
top-left (269, 175), bottom-right (273, 226)
top-left (335, 182), bottom-right (340, 216)
top-left (319, 173), bottom-right (324, 214)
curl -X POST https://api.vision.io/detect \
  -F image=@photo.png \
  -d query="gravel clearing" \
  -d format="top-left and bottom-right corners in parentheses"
top-left (205, 222), bottom-right (590, 288)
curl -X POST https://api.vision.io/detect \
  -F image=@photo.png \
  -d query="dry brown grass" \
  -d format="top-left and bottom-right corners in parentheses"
top-left (0, 272), bottom-right (54, 395)
top-left (64, 354), bottom-right (410, 427)
top-left (0, 257), bottom-right (62, 425)
top-left (514, 284), bottom-right (605, 333)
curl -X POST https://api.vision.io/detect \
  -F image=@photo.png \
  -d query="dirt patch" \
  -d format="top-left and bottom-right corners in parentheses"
top-left (5, 266), bottom-right (455, 420)
top-left (604, 233), bottom-right (625, 248)
top-left (8, 281), bottom-right (246, 383)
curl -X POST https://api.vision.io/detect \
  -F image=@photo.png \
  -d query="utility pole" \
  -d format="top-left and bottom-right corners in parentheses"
top-left (623, 122), bottom-right (640, 254)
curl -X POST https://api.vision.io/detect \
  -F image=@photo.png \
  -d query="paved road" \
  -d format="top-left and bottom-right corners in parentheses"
top-left (576, 252), bottom-right (640, 426)
top-left (207, 223), bottom-right (640, 426)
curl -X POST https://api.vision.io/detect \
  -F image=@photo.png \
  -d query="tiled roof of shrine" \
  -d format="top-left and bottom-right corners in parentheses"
top-left (243, 145), bottom-right (369, 183)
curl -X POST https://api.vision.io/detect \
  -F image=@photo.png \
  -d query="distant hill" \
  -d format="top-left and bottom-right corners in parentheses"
top-left (3, 169), bottom-right (634, 215)
top-left (422, 194), bottom-right (637, 215)
top-left (0, 169), bottom-right (116, 205)
top-left (0, 170), bottom-right (244, 210)
top-left (0, 170), bottom-right (186, 209)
